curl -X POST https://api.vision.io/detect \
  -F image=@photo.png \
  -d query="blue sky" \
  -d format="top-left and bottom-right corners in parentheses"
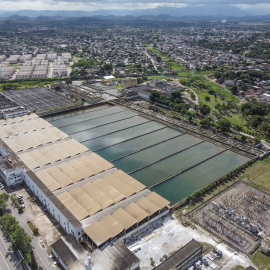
top-left (0, 0), bottom-right (270, 14)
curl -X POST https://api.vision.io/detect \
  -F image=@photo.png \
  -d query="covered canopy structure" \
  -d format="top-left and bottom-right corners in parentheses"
top-left (84, 192), bottom-right (170, 248)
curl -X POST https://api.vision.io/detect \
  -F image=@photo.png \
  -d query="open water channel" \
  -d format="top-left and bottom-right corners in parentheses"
top-left (47, 105), bottom-right (250, 204)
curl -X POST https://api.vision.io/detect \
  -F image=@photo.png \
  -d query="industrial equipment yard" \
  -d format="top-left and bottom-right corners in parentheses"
top-left (188, 182), bottom-right (270, 255)
top-left (125, 215), bottom-right (255, 269)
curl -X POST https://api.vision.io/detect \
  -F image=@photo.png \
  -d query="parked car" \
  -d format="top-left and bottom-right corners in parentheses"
top-left (18, 199), bottom-right (24, 204)
top-left (21, 204), bottom-right (25, 209)
top-left (17, 195), bottom-right (23, 199)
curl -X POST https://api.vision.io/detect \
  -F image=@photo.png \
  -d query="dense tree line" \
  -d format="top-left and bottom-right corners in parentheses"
top-left (248, 42), bottom-right (270, 60)
top-left (241, 102), bottom-right (270, 138)
top-left (0, 213), bottom-right (32, 264)
top-left (197, 39), bottom-right (252, 54)
top-left (241, 102), bottom-right (270, 116)
top-left (72, 58), bottom-right (98, 69)
top-left (214, 69), bottom-right (270, 85)
top-left (149, 90), bottom-right (190, 112)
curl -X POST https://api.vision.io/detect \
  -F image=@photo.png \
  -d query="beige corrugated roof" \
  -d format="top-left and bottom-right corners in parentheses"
top-left (124, 203), bottom-right (148, 222)
top-left (46, 166), bottom-right (73, 188)
top-left (90, 154), bottom-right (114, 171)
top-left (67, 159), bottom-right (94, 179)
top-left (20, 139), bottom-right (88, 169)
top-left (4, 139), bottom-right (22, 153)
top-left (135, 197), bottom-right (160, 216)
top-left (69, 187), bottom-right (102, 215)
top-left (57, 163), bottom-right (83, 183)
top-left (35, 170), bottom-right (61, 191)
top-left (99, 215), bottom-right (124, 239)
top-left (146, 192), bottom-right (170, 209)
top-left (113, 170), bottom-right (145, 193)
top-left (111, 208), bottom-right (137, 230)
top-left (58, 192), bottom-right (89, 221)
top-left (2, 127), bottom-right (69, 153)
top-left (79, 155), bottom-right (104, 174)
top-left (92, 178), bottom-right (125, 203)
top-left (102, 174), bottom-right (135, 198)
top-left (0, 115), bottom-right (49, 138)
top-left (84, 222), bottom-right (111, 247)
top-left (18, 152), bottom-right (40, 169)
top-left (83, 182), bottom-right (114, 209)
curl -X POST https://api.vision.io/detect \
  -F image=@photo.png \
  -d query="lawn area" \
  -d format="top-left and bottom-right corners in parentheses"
top-left (145, 44), bottom-right (185, 71)
top-left (145, 44), bottom-right (171, 62)
top-left (250, 249), bottom-right (270, 270)
top-left (147, 75), bottom-right (173, 80)
top-left (112, 85), bottom-right (123, 91)
top-left (167, 62), bottom-right (185, 71)
top-left (241, 156), bottom-right (270, 192)
top-left (179, 74), bottom-right (257, 132)
top-left (27, 221), bottom-right (40, 236)
top-left (178, 71), bottom-right (192, 76)
top-left (230, 266), bottom-right (245, 270)
top-left (192, 74), bottom-right (239, 103)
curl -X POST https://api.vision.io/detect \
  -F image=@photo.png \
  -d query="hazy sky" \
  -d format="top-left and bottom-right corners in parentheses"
top-left (0, 0), bottom-right (270, 13)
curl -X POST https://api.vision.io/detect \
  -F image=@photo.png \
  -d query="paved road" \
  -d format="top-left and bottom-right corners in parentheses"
top-left (0, 230), bottom-right (23, 270)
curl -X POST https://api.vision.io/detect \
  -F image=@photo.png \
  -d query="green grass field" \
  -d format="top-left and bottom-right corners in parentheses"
top-left (242, 156), bottom-right (270, 192)
top-left (145, 44), bottom-right (185, 71)
top-left (250, 249), bottom-right (270, 270)
top-left (230, 266), bottom-right (245, 270)
top-left (178, 74), bottom-right (257, 132)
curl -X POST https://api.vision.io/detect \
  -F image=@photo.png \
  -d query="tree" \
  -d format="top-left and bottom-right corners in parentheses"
top-left (216, 119), bottom-right (231, 132)
top-left (200, 116), bottom-right (213, 127)
top-left (230, 85), bottom-right (238, 94)
top-left (0, 193), bottom-right (9, 214)
top-left (199, 104), bottom-right (211, 116)
top-left (204, 96), bottom-right (210, 102)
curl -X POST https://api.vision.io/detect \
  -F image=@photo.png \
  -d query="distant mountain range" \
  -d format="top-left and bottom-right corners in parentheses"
top-left (0, 5), bottom-right (256, 19)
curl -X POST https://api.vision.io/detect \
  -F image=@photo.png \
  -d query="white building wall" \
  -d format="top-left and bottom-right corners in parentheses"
top-left (22, 172), bottom-right (83, 240)
top-left (3, 110), bottom-right (28, 119)
top-left (4, 169), bottom-right (23, 186)
top-left (0, 145), bottom-right (8, 156)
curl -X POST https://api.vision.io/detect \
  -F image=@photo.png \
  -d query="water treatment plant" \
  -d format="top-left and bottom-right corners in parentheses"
top-left (0, 86), bottom-right (267, 270)
top-left (46, 104), bottom-right (251, 205)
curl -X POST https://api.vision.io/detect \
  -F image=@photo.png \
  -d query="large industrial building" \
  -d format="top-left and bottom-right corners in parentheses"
top-left (0, 113), bottom-right (170, 249)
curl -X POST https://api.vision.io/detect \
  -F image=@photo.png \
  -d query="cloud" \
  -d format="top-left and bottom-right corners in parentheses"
top-left (0, 0), bottom-right (270, 11)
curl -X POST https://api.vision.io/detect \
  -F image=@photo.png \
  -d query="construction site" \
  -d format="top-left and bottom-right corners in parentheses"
top-left (188, 181), bottom-right (270, 255)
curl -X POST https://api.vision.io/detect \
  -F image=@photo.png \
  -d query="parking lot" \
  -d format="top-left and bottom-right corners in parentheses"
top-left (1, 184), bottom-right (63, 248)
